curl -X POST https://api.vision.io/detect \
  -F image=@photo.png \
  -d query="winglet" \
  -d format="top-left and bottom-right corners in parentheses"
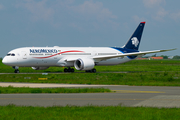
top-left (159, 48), bottom-right (177, 52)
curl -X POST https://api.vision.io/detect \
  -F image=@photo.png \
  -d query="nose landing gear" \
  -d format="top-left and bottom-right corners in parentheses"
top-left (12, 66), bottom-right (19, 73)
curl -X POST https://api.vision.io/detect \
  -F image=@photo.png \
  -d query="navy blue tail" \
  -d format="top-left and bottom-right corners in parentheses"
top-left (123, 22), bottom-right (145, 50)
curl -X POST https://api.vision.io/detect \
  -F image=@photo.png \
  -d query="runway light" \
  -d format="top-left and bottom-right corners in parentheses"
top-left (42, 73), bottom-right (48, 75)
top-left (24, 77), bottom-right (31, 79)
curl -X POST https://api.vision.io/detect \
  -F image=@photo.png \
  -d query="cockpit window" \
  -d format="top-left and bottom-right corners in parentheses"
top-left (7, 53), bottom-right (15, 56)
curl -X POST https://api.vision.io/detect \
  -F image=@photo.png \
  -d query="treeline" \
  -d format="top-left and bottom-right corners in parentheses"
top-left (172, 55), bottom-right (180, 59)
top-left (160, 55), bottom-right (180, 59)
top-left (142, 55), bottom-right (180, 59)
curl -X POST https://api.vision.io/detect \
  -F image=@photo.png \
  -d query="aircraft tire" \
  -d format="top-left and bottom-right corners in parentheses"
top-left (64, 68), bottom-right (74, 73)
top-left (64, 68), bottom-right (68, 72)
top-left (92, 68), bottom-right (96, 73)
top-left (14, 70), bottom-right (20, 73)
top-left (85, 70), bottom-right (90, 73)
top-left (67, 68), bottom-right (71, 72)
top-left (71, 68), bottom-right (74, 73)
top-left (85, 69), bottom-right (96, 73)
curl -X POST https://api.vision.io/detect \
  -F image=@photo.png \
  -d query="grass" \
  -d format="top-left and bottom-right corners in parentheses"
top-left (1, 60), bottom-right (180, 86)
top-left (0, 105), bottom-right (180, 120)
top-left (0, 86), bottom-right (111, 94)
top-left (0, 72), bottom-right (180, 86)
top-left (1, 59), bottom-right (180, 73)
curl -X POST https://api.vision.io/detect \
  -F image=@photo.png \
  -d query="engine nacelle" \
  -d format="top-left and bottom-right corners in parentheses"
top-left (32, 67), bottom-right (49, 70)
top-left (74, 58), bottom-right (94, 70)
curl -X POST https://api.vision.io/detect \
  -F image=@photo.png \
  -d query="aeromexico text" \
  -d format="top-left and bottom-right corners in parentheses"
top-left (30, 49), bottom-right (58, 53)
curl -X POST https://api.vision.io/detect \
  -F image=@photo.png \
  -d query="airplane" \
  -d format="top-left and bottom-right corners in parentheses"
top-left (2, 22), bottom-right (175, 73)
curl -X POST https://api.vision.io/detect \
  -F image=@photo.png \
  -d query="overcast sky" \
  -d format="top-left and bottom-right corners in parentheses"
top-left (0, 0), bottom-right (180, 57)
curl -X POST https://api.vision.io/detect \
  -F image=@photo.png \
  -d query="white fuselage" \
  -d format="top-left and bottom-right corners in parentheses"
top-left (2, 47), bottom-right (133, 68)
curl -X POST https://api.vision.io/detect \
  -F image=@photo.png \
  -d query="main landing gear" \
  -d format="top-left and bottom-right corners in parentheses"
top-left (64, 67), bottom-right (75, 73)
top-left (85, 68), bottom-right (96, 73)
top-left (12, 66), bottom-right (20, 73)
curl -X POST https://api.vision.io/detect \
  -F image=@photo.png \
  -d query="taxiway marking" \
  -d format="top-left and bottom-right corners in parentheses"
top-left (113, 90), bottom-right (165, 93)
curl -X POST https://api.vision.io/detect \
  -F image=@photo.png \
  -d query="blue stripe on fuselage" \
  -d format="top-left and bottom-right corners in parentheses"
top-left (111, 47), bottom-right (139, 59)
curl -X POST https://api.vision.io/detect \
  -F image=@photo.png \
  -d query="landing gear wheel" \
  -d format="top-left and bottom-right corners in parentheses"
top-left (85, 68), bottom-right (96, 73)
top-left (14, 69), bottom-right (20, 73)
top-left (92, 68), bottom-right (96, 73)
top-left (67, 68), bottom-right (71, 72)
top-left (13, 66), bottom-right (20, 73)
top-left (64, 68), bottom-right (74, 73)
top-left (85, 70), bottom-right (90, 73)
top-left (64, 68), bottom-right (68, 72)
top-left (71, 68), bottom-right (74, 72)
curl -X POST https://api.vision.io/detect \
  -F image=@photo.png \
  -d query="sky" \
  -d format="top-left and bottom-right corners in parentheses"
top-left (0, 0), bottom-right (180, 57)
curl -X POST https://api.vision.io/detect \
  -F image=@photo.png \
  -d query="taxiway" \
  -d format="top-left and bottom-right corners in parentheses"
top-left (0, 83), bottom-right (180, 108)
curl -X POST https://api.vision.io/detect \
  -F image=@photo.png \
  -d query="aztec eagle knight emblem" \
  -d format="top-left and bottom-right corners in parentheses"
top-left (131, 37), bottom-right (139, 47)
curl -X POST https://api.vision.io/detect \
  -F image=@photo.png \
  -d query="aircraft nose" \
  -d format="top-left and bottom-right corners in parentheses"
top-left (2, 57), bottom-right (9, 65)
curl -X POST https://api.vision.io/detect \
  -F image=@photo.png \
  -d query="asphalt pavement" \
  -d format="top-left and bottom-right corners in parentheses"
top-left (0, 83), bottom-right (180, 108)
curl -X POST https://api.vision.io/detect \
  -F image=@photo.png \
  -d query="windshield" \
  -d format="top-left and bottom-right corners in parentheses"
top-left (7, 53), bottom-right (15, 56)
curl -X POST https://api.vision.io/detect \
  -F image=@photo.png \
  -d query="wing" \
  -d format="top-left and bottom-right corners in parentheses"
top-left (65, 48), bottom-right (176, 62)
top-left (92, 48), bottom-right (176, 62)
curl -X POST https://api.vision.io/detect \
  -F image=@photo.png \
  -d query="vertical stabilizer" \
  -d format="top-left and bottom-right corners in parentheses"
top-left (123, 22), bottom-right (145, 50)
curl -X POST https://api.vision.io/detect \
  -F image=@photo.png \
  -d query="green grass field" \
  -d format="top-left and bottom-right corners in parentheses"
top-left (1, 59), bottom-right (180, 73)
top-left (0, 86), bottom-right (111, 94)
top-left (0, 105), bottom-right (180, 120)
top-left (1, 72), bottom-right (180, 86)
top-left (1, 60), bottom-right (180, 86)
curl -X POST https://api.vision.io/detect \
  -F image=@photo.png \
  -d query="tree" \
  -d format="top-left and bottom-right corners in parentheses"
top-left (151, 54), bottom-right (156, 57)
top-left (161, 55), bottom-right (168, 59)
top-left (173, 55), bottom-right (180, 59)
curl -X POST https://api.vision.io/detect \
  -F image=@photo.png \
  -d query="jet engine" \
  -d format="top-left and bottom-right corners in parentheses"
top-left (74, 58), bottom-right (94, 70)
top-left (32, 67), bottom-right (49, 70)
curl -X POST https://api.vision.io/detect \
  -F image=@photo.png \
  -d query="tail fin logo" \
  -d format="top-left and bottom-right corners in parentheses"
top-left (131, 37), bottom-right (139, 47)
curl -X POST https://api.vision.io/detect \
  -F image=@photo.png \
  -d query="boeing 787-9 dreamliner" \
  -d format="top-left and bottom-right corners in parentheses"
top-left (2, 22), bottom-right (175, 73)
